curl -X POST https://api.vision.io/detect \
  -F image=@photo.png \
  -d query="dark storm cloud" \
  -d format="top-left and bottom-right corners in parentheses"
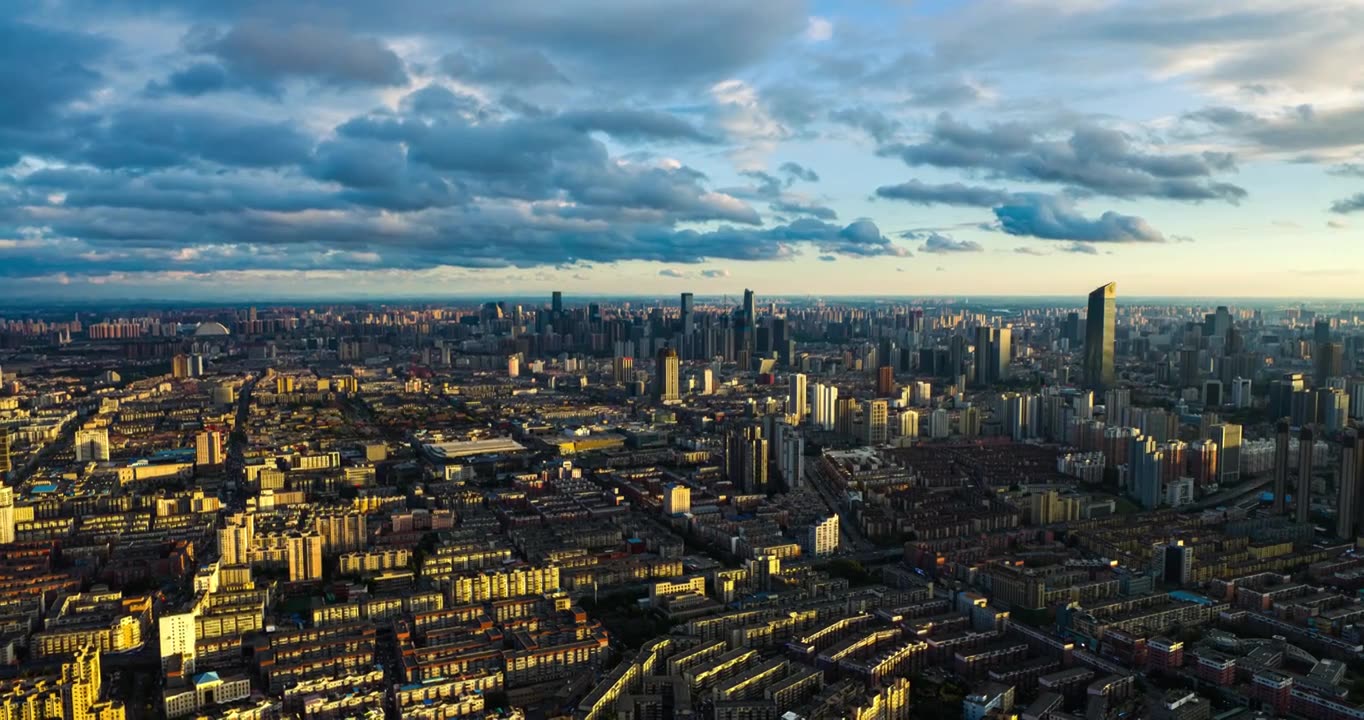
top-left (0, 18), bottom-right (109, 129)
top-left (912, 232), bottom-right (983, 254)
top-left (881, 113), bottom-right (1246, 203)
top-left (187, 21), bottom-right (409, 92)
top-left (992, 194), bottom-right (1166, 243)
top-left (875, 180), bottom-right (1014, 207)
top-left (74, 108), bottom-right (315, 169)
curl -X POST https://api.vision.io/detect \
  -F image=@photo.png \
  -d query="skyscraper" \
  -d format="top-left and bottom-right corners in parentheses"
top-left (653, 347), bottom-right (680, 403)
top-left (726, 424), bottom-right (768, 494)
top-left (788, 373), bottom-right (808, 424)
top-left (1297, 425), bottom-right (1315, 525)
top-left (0, 429), bottom-right (9, 478)
top-left (1273, 420), bottom-right (1290, 516)
top-left (0, 484), bottom-right (14, 545)
top-left (812, 383), bottom-right (838, 431)
top-left (1209, 423), bottom-right (1241, 485)
top-left (1336, 431), bottom-right (1361, 539)
top-left (1084, 282), bottom-right (1116, 391)
top-left (876, 365), bottom-right (895, 397)
top-left (863, 399), bottom-right (889, 446)
top-left (1317, 341), bottom-right (1344, 384)
top-left (680, 292), bottom-right (695, 335)
top-left (551, 290), bottom-right (563, 315)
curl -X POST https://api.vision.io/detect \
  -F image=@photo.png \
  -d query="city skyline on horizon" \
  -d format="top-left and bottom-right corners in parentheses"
top-left (3, 1), bottom-right (1364, 299)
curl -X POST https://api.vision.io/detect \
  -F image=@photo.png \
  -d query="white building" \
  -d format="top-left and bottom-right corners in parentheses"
top-left (803, 515), bottom-right (839, 557)
top-left (74, 427), bottom-right (110, 462)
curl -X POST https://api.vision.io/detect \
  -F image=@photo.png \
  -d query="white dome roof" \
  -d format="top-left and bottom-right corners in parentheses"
top-left (194, 321), bottom-right (231, 336)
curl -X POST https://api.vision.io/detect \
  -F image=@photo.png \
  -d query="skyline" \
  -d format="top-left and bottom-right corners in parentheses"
top-left (3, 1), bottom-right (1364, 299)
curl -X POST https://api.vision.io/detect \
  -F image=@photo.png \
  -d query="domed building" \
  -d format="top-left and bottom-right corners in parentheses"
top-left (193, 321), bottom-right (231, 337)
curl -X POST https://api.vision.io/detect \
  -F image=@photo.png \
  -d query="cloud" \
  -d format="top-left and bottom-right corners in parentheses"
top-left (779, 162), bottom-right (819, 183)
top-left (0, 18), bottom-right (109, 129)
top-left (701, 268), bottom-right (730, 278)
top-left (187, 22), bottom-right (409, 92)
top-left (914, 232), bottom-right (983, 254)
top-left (881, 113), bottom-right (1246, 203)
top-left (1013, 246), bottom-right (1047, 256)
top-left (1328, 219), bottom-right (1349, 229)
top-left (875, 180), bottom-right (1014, 207)
top-left (709, 79), bottom-right (788, 170)
top-left (817, 254), bottom-right (836, 262)
top-left (1185, 104), bottom-right (1364, 155)
top-left (804, 16), bottom-right (833, 42)
top-left (658, 268), bottom-right (687, 278)
top-left (145, 63), bottom-right (230, 97)
top-left (829, 107), bottom-right (902, 143)
top-left (1331, 194), bottom-right (1364, 214)
top-left (440, 49), bottom-right (569, 87)
top-left (992, 194), bottom-right (1166, 243)
top-left (1062, 242), bottom-right (1099, 255)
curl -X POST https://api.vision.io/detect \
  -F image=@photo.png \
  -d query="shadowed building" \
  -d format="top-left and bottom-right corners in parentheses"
top-left (1084, 283), bottom-right (1116, 391)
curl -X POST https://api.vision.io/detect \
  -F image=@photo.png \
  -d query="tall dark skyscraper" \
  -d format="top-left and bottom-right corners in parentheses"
top-left (1297, 425), bottom-right (1315, 525)
top-left (680, 292), bottom-right (694, 333)
top-left (1272, 419), bottom-right (1290, 516)
top-left (742, 289), bottom-right (755, 327)
top-left (1084, 282), bottom-right (1116, 391)
top-left (1336, 430), bottom-right (1361, 539)
top-left (653, 347), bottom-right (680, 403)
top-left (551, 291), bottom-right (563, 315)
top-left (726, 424), bottom-right (769, 494)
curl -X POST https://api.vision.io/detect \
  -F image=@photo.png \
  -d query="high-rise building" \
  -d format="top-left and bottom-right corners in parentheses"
top-left (896, 410), bottom-right (920, 439)
top-left (1322, 388), bottom-right (1350, 431)
top-left (0, 429), bottom-right (10, 478)
top-left (1230, 377), bottom-right (1253, 408)
top-left (195, 430), bottom-right (223, 467)
top-left (653, 347), bottom-right (680, 403)
top-left (0, 484), bottom-right (14, 545)
top-left (680, 292), bottom-right (694, 335)
top-left (1084, 282), bottom-right (1117, 391)
top-left (74, 428), bottom-right (110, 463)
top-left (863, 399), bottom-right (889, 446)
top-left (725, 425), bottom-right (768, 494)
top-left (1297, 425), bottom-right (1316, 525)
top-left (1273, 419), bottom-right (1290, 516)
top-left (612, 356), bottom-right (634, 384)
top-left (287, 532), bottom-right (324, 582)
top-left (788, 373), bottom-right (808, 424)
top-left (804, 516), bottom-right (839, 557)
top-left (62, 644), bottom-right (119, 720)
top-left (1132, 435), bottom-right (1164, 510)
top-left (1316, 342), bottom-right (1344, 384)
top-left (876, 365), bottom-right (895, 397)
top-left (1209, 423), bottom-right (1241, 485)
top-left (551, 290), bottom-right (563, 315)
top-left (812, 383), bottom-right (839, 431)
top-left (1270, 373), bottom-right (1306, 421)
top-left (1336, 431), bottom-right (1361, 539)
top-left (663, 484), bottom-right (691, 516)
top-left (973, 327), bottom-right (1010, 386)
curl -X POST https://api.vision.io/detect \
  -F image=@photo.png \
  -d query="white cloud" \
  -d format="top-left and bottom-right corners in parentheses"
top-left (804, 16), bottom-right (833, 42)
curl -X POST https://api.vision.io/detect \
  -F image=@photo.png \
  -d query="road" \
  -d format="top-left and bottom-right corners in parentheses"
top-left (222, 375), bottom-right (259, 507)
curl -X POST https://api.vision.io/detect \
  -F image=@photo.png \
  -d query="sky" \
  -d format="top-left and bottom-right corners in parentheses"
top-left (2, 0), bottom-right (1363, 300)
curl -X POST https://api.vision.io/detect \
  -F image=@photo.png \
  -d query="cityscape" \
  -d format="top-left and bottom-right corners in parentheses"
top-left (6, 0), bottom-right (1364, 719)
top-left (0, 288), bottom-right (1362, 720)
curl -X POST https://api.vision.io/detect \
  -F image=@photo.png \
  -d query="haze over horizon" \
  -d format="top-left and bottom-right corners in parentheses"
top-left (3, 0), bottom-right (1364, 299)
